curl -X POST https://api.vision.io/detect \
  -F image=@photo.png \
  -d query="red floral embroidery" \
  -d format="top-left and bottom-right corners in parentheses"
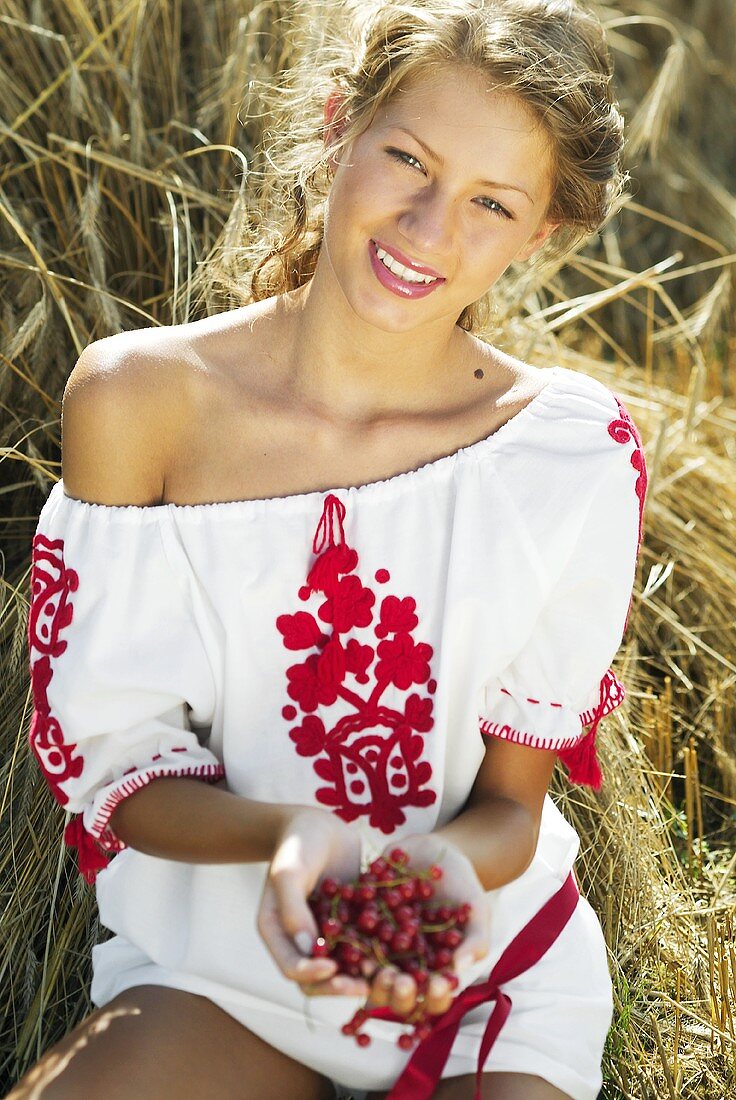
top-left (376, 595), bottom-right (419, 637)
top-left (28, 534), bottom-right (84, 805)
top-left (405, 692), bottom-right (434, 732)
top-left (375, 631), bottom-right (432, 690)
top-left (278, 611), bottom-right (325, 650)
top-left (28, 528), bottom-right (226, 884)
top-left (608, 395), bottom-right (648, 546)
top-left (290, 714), bottom-right (328, 757)
top-left (319, 574), bottom-right (375, 632)
top-left (277, 494), bottom-right (437, 834)
top-left (345, 638), bottom-right (373, 683)
top-left (28, 532), bottom-right (112, 882)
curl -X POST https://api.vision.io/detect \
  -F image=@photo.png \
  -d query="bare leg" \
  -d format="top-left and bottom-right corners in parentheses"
top-left (7, 985), bottom-right (336, 1100)
top-left (367, 1071), bottom-right (573, 1099)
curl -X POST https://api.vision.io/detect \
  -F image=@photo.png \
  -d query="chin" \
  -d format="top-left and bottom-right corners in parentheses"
top-left (358, 305), bottom-right (434, 335)
top-left (344, 282), bottom-right (442, 333)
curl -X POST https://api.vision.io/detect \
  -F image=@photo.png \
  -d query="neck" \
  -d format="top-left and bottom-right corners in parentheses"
top-left (280, 255), bottom-right (472, 425)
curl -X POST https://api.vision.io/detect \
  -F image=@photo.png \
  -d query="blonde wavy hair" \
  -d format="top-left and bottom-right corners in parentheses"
top-left (213, 0), bottom-right (627, 333)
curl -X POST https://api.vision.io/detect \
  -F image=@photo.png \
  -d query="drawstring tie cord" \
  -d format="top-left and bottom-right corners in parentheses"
top-left (306, 494), bottom-right (349, 593)
top-left (312, 493), bottom-right (347, 555)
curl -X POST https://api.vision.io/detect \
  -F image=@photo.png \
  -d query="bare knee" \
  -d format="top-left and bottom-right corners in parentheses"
top-left (431, 1071), bottom-right (573, 1098)
top-left (368, 1073), bottom-right (572, 1099)
top-left (6, 985), bottom-right (336, 1100)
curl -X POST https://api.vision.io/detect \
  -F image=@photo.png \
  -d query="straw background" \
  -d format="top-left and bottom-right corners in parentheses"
top-left (1, 1), bottom-right (734, 1096)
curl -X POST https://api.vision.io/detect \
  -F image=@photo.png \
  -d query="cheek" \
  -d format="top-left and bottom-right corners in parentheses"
top-left (329, 161), bottom-right (388, 232)
top-left (462, 229), bottom-right (512, 275)
top-left (464, 224), bottom-right (532, 275)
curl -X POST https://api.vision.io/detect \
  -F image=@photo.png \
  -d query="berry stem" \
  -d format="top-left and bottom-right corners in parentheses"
top-left (421, 919), bottom-right (458, 933)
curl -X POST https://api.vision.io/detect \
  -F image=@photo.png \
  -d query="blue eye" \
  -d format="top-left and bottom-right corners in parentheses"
top-left (476, 197), bottom-right (513, 221)
top-left (387, 148), bottom-right (425, 172)
top-left (385, 148), bottom-right (513, 221)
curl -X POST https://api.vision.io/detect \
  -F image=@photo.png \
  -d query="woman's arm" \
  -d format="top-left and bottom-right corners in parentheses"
top-left (108, 777), bottom-right (297, 863)
top-left (426, 737), bottom-right (558, 891)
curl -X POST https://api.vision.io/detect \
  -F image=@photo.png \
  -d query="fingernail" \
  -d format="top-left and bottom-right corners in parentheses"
top-left (297, 955), bottom-right (331, 975)
top-left (295, 931), bottom-right (313, 956)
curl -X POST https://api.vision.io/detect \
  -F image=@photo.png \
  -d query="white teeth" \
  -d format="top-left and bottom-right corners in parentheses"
top-left (375, 245), bottom-right (438, 285)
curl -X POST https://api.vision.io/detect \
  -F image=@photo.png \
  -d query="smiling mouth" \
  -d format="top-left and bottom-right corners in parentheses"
top-left (367, 240), bottom-right (446, 301)
top-left (372, 242), bottom-right (443, 285)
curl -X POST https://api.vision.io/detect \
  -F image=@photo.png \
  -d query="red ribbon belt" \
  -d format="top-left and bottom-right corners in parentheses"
top-left (371, 869), bottom-right (580, 1100)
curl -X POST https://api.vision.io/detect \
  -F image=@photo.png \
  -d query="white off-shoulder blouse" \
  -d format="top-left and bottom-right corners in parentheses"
top-left (26, 363), bottom-right (647, 1094)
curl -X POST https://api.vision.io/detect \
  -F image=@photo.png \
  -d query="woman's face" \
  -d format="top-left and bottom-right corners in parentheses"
top-left (319, 65), bottom-right (558, 334)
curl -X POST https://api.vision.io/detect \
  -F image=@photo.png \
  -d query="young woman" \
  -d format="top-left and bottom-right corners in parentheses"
top-left (19, 2), bottom-right (646, 1098)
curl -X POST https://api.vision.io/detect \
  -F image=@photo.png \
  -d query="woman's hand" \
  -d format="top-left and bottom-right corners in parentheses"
top-left (364, 832), bottom-right (491, 1020)
top-left (256, 806), bottom-right (369, 999)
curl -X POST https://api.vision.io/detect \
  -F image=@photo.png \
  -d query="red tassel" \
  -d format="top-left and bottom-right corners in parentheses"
top-left (306, 549), bottom-right (340, 594)
top-left (558, 725), bottom-right (602, 790)
top-left (557, 672), bottom-right (618, 791)
top-left (64, 815), bottom-right (111, 884)
top-left (305, 539), bottom-right (357, 595)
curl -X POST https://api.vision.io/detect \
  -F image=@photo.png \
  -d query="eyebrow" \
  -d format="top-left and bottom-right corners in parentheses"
top-left (393, 126), bottom-right (534, 204)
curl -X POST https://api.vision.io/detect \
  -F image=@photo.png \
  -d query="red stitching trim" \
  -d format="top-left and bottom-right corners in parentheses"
top-left (493, 680), bottom-right (625, 726)
top-left (579, 684), bottom-right (625, 726)
top-left (89, 763), bottom-right (226, 849)
top-left (478, 719), bottom-right (581, 751)
top-left (499, 687), bottom-right (565, 708)
top-left (479, 676), bottom-right (626, 750)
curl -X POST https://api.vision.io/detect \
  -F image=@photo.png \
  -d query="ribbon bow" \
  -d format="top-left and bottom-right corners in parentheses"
top-left (375, 870), bottom-right (580, 1099)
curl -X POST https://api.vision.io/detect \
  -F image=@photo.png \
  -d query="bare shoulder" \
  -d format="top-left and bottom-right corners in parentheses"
top-left (465, 336), bottom-right (550, 411)
top-left (62, 324), bottom-right (200, 507)
top-left (61, 300), bottom-right (284, 507)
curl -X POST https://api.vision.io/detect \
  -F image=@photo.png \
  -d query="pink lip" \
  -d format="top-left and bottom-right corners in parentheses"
top-left (368, 241), bottom-right (445, 300)
top-left (372, 238), bottom-right (444, 279)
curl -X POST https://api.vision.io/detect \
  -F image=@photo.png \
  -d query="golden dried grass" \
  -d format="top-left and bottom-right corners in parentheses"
top-left (0, 2), bottom-right (734, 1096)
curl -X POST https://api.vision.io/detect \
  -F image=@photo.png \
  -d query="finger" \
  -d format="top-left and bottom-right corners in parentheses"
top-left (425, 974), bottom-right (453, 1016)
top-left (389, 973), bottom-right (417, 1017)
top-left (298, 973), bottom-right (370, 998)
top-left (361, 957), bottom-right (379, 980)
top-left (258, 883), bottom-right (337, 985)
top-left (366, 966), bottom-right (398, 1008)
top-left (453, 937), bottom-right (488, 973)
top-left (454, 901), bottom-right (490, 972)
top-left (271, 865), bottom-right (320, 951)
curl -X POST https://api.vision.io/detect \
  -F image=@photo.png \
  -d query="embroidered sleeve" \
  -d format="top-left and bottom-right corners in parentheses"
top-left (479, 392), bottom-right (647, 789)
top-left (27, 486), bottom-right (224, 882)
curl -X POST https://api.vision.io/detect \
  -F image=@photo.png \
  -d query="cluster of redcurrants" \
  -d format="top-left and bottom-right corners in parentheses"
top-left (307, 848), bottom-right (471, 1050)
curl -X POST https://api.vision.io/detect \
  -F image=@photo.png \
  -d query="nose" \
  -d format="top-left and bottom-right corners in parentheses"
top-left (396, 184), bottom-right (454, 263)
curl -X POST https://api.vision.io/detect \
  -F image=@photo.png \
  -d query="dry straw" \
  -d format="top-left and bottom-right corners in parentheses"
top-left (0, 1), bottom-right (735, 1096)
